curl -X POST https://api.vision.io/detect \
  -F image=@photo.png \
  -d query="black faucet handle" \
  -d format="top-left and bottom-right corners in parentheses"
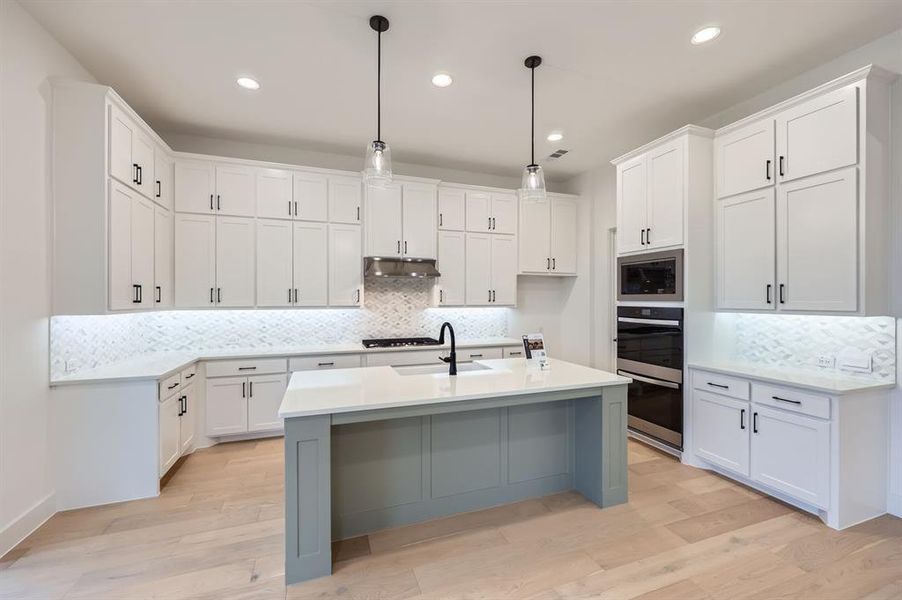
top-left (439, 355), bottom-right (452, 363)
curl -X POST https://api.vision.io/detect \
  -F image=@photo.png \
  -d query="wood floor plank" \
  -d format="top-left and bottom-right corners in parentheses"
top-left (666, 497), bottom-right (791, 543)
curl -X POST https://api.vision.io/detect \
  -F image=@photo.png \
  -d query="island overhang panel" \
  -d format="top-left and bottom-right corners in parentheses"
top-left (279, 358), bottom-right (631, 584)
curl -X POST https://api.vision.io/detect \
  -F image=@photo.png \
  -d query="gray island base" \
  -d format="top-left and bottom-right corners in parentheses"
top-left (279, 359), bottom-right (631, 584)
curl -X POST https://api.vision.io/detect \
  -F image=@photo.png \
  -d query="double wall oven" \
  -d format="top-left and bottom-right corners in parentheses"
top-left (616, 306), bottom-right (684, 451)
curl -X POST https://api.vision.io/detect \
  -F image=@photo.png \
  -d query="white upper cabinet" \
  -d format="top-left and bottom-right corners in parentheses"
top-left (109, 104), bottom-right (154, 199)
top-left (490, 235), bottom-right (517, 305)
top-left (174, 213), bottom-right (216, 308)
top-left (215, 216), bottom-right (255, 307)
top-left (329, 224), bottom-right (362, 307)
top-left (777, 167), bottom-right (858, 312)
top-left (717, 189), bottom-right (776, 311)
top-left (154, 206), bottom-right (173, 308)
top-left (256, 218), bottom-right (293, 307)
top-left (465, 191), bottom-right (490, 233)
top-left (256, 169), bottom-right (294, 220)
top-left (401, 183), bottom-right (436, 259)
top-left (465, 233), bottom-right (492, 305)
top-left (365, 183), bottom-right (402, 257)
top-left (292, 172), bottom-right (328, 222)
top-left (214, 164), bottom-right (256, 217)
top-left (437, 231), bottom-right (466, 306)
top-left (174, 160), bottom-right (215, 214)
top-left (775, 85), bottom-right (858, 183)
top-left (438, 187), bottom-right (465, 231)
top-left (646, 140), bottom-right (684, 249)
top-left (131, 130), bottom-right (155, 200)
top-left (293, 222), bottom-right (328, 307)
top-left (550, 197), bottom-right (578, 275)
top-left (490, 192), bottom-right (517, 235)
top-left (153, 149), bottom-right (173, 211)
top-left (615, 156), bottom-right (647, 254)
top-left (328, 176), bottom-right (362, 224)
top-left (715, 119), bottom-right (775, 199)
top-left (108, 180), bottom-right (154, 310)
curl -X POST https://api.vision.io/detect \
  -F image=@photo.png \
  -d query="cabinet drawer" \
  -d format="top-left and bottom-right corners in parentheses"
top-left (205, 358), bottom-right (286, 378)
top-left (753, 383), bottom-right (830, 419)
top-left (504, 347), bottom-right (525, 359)
top-left (180, 363), bottom-right (198, 384)
top-left (367, 350), bottom-right (445, 367)
top-left (451, 347), bottom-right (503, 362)
top-left (159, 372), bottom-right (182, 400)
top-left (692, 370), bottom-right (750, 401)
top-left (289, 354), bottom-right (362, 372)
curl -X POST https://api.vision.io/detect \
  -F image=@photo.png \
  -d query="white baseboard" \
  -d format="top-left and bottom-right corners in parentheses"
top-left (0, 493), bottom-right (56, 559)
top-left (889, 492), bottom-right (902, 518)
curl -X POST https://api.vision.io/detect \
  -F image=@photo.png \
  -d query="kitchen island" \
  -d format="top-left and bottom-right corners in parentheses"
top-left (278, 357), bottom-right (631, 584)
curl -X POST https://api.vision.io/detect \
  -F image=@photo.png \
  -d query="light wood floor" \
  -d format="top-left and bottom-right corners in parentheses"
top-left (2, 438), bottom-right (902, 599)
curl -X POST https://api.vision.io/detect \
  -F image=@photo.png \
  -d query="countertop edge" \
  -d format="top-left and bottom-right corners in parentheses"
top-left (687, 362), bottom-right (896, 395)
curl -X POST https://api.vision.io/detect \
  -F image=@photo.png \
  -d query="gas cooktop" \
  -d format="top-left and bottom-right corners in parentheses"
top-left (362, 337), bottom-right (441, 349)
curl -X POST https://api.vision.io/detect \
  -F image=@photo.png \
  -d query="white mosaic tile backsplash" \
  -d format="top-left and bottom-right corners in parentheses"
top-left (719, 313), bottom-right (896, 381)
top-left (51, 278), bottom-right (509, 378)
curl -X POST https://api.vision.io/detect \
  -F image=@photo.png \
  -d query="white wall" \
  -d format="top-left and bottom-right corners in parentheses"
top-left (0, 0), bottom-right (96, 556)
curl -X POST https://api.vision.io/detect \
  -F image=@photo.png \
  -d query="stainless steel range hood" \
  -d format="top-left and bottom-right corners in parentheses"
top-left (364, 257), bottom-right (441, 278)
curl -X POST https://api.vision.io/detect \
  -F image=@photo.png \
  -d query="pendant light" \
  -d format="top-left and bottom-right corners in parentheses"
top-left (520, 55), bottom-right (546, 202)
top-left (364, 15), bottom-right (392, 186)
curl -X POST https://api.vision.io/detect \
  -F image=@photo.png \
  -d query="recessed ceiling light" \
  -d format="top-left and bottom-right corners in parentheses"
top-left (691, 26), bottom-right (721, 45)
top-left (236, 77), bottom-right (260, 90)
top-left (432, 73), bottom-right (453, 87)
top-left (547, 131), bottom-right (564, 142)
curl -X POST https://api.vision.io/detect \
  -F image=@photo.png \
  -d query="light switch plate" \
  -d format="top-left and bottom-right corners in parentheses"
top-left (837, 350), bottom-right (872, 374)
top-left (816, 355), bottom-right (836, 369)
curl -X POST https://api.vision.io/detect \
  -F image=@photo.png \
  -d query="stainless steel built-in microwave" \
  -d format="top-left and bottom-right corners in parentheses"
top-left (617, 249), bottom-right (683, 302)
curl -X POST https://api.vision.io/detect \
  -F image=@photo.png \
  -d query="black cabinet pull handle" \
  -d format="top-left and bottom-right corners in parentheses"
top-left (646, 228), bottom-right (651, 245)
top-left (242, 382), bottom-right (246, 398)
top-left (249, 381), bottom-right (253, 397)
top-left (356, 206), bottom-right (360, 221)
top-left (217, 288), bottom-right (222, 303)
top-left (167, 382), bottom-right (179, 390)
top-left (210, 194), bottom-right (214, 210)
top-left (216, 194), bottom-right (221, 210)
top-left (439, 289), bottom-right (444, 303)
top-left (779, 284), bottom-right (785, 304)
top-left (779, 156), bottom-right (785, 177)
top-left (765, 159), bottom-right (771, 181)
top-left (488, 289), bottom-right (492, 302)
top-left (185, 373), bottom-right (195, 380)
top-left (397, 240), bottom-right (401, 254)
top-left (492, 217), bottom-right (496, 230)
top-left (546, 258), bottom-right (551, 270)
top-left (238, 366), bottom-right (257, 371)
top-left (288, 201), bottom-right (292, 216)
top-left (289, 289), bottom-right (293, 304)
top-left (404, 240), bottom-right (408, 254)
top-left (552, 258), bottom-right (556, 270)
top-left (133, 163), bottom-right (139, 184)
top-left (488, 217), bottom-right (492, 230)
top-left (492, 290), bottom-right (496, 303)
top-left (740, 409), bottom-right (746, 430)
top-left (317, 362), bottom-right (334, 367)
top-left (156, 286), bottom-right (162, 303)
top-left (133, 284), bottom-right (141, 303)
top-left (707, 382), bottom-right (729, 389)
top-left (640, 229), bottom-right (645, 245)
top-left (439, 213), bottom-right (443, 226)
top-left (183, 396), bottom-right (188, 415)
top-left (137, 165), bottom-right (143, 185)
top-left (766, 284), bottom-right (772, 304)
top-left (294, 288), bottom-right (298, 303)
top-left (295, 201), bottom-right (299, 216)
top-left (469, 354), bottom-right (483, 358)
top-left (156, 180), bottom-right (161, 198)
top-left (138, 284), bottom-right (142, 303)
top-left (509, 351), bottom-right (522, 356)
top-left (772, 395), bottom-right (802, 405)
top-left (753, 412), bottom-right (759, 433)
top-left (355, 289), bottom-right (361, 303)
top-left (210, 287), bottom-right (214, 304)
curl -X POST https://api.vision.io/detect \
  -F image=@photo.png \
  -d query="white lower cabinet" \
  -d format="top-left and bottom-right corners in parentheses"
top-left (692, 391), bottom-right (750, 477)
top-left (205, 360), bottom-right (287, 437)
top-left (179, 383), bottom-right (196, 455)
top-left (159, 393), bottom-right (181, 475)
top-left (158, 367), bottom-right (197, 477)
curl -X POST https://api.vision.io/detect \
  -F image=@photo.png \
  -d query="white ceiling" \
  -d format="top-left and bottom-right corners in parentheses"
top-left (21, 1), bottom-right (902, 182)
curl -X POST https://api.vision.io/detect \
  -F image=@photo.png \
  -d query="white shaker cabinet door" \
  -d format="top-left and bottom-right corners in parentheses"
top-left (256, 219), bottom-right (293, 307)
top-left (329, 224), bottom-right (362, 306)
top-left (109, 104), bottom-right (136, 189)
top-left (465, 191), bottom-right (491, 233)
top-left (437, 231), bottom-right (466, 306)
top-left (291, 172), bottom-right (328, 222)
top-left (519, 199), bottom-right (550, 274)
top-left (465, 233), bottom-right (492, 305)
top-left (692, 391), bottom-right (750, 477)
top-left (776, 167), bottom-right (858, 312)
top-left (174, 213), bottom-right (216, 308)
top-left (174, 160), bottom-right (215, 214)
top-left (490, 234), bottom-right (517, 306)
top-left (247, 374), bottom-right (287, 433)
top-left (159, 394), bottom-right (182, 476)
top-left (293, 221), bottom-right (328, 307)
top-left (715, 119), bottom-right (775, 199)
top-left (438, 187), bottom-right (465, 231)
top-left (205, 377), bottom-right (248, 436)
top-left (215, 164), bottom-right (256, 217)
top-left (130, 194), bottom-right (155, 309)
top-left (179, 384), bottom-right (196, 455)
top-left (550, 197), bottom-right (578, 274)
top-left (717, 189), bottom-right (776, 310)
top-left (646, 139), bottom-right (684, 249)
top-left (402, 183), bottom-right (436, 259)
top-left (256, 168), bottom-right (294, 220)
top-left (490, 192), bottom-right (517, 235)
top-left (153, 148), bottom-right (173, 211)
top-left (365, 183), bottom-right (402, 257)
top-left (109, 181), bottom-right (134, 310)
top-left (751, 405), bottom-right (830, 509)
top-left (328, 176), bottom-right (362, 224)
top-left (131, 129), bottom-right (155, 200)
top-left (216, 216), bottom-right (255, 308)
top-left (776, 85), bottom-right (858, 184)
top-left (153, 206), bottom-right (173, 308)
top-left (616, 155), bottom-right (647, 254)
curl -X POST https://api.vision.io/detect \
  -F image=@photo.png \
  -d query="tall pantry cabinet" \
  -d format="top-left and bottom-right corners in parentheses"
top-left (51, 80), bottom-right (175, 315)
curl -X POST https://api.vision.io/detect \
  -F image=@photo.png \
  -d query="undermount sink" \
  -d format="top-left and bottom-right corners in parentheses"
top-left (392, 363), bottom-right (492, 376)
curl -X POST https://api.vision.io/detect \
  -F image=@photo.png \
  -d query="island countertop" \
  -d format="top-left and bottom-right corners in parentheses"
top-left (278, 358), bottom-right (631, 419)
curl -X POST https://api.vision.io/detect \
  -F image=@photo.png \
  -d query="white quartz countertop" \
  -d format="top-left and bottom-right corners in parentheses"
top-left (50, 338), bottom-right (522, 386)
top-left (278, 358), bottom-right (632, 418)
top-left (688, 361), bottom-right (896, 395)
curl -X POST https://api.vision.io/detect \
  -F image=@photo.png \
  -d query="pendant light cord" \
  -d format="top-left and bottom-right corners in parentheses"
top-left (377, 29), bottom-right (382, 142)
top-left (530, 64), bottom-right (535, 166)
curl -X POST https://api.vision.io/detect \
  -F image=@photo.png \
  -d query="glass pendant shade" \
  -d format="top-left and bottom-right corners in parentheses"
top-left (519, 164), bottom-right (546, 202)
top-left (364, 140), bottom-right (392, 186)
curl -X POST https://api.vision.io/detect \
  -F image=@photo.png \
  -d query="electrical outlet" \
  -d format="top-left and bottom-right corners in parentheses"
top-left (65, 358), bottom-right (80, 373)
top-left (816, 355), bottom-right (835, 369)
